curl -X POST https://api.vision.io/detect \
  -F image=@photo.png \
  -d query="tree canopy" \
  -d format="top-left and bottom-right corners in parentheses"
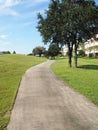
top-left (32, 46), bottom-right (46, 57)
top-left (37, 0), bottom-right (98, 67)
top-left (48, 43), bottom-right (60, 58)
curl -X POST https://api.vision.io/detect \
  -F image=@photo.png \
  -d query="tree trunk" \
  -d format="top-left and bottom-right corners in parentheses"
top-left (68, 52), bottom-right (72, 67)
top-left (74, 42), bottom-right (78, 68)
top-left (68, 45), bottom-right (73, 68)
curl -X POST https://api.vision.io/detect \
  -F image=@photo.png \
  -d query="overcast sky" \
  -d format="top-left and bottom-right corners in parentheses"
top-left (0, 0), bottom-right (98, 54)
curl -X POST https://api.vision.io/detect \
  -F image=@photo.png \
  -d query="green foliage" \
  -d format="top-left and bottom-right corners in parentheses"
top-left (44, 51), bottom-right (49, 58)
top-left (51, 57), bottom-right (98, 105)
top-left (13, 51), bottom-right (16, 54)
top-left (48, 43), bottom-right (60, 58)
top-left (32, 46), bottom-right (46, 57)
top-left (2, 51), bottom-right (11, 54)
top-left (27, 53), bottom-right (33, 56)
top-left (37, 0), bottom-right (64, 45)
top-left (78, 50), bottom-right (85, 57)
top-left (0, 54), bottom-right (46, 130)
top-left (37, 0), bottom-right (98, 67)
top-left (89, 53), bottom-right (93, 58)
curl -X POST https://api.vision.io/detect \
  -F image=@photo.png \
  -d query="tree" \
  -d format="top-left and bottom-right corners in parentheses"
top-left (37, 0), bottom-right (98, 67)
top-left (60, 0), bottom-right (98, 67)
top-left (48, 43), bottom-right (60, 59)
top-left (32, 46), bottom-right (46, 57)
top-left (37, 0), bottom-right (64, 47)
top-left (13, 51), bottom-right (16, 54)
top-left (74, 0), bottom-right (97, 67)
top-left (2, 51), bottom-right (11, 54)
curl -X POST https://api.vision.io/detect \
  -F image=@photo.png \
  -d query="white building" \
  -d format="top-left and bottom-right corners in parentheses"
top-left (85, 38), bottom-right (98, 57)
top-left (61, 45), bottom-right (68, 56)
top-left (62, 36), bottom-right (98, 57)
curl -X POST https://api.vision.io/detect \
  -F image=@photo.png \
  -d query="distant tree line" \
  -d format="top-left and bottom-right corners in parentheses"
top-left (32, 44), bottom-right (60, 59)
top-left (0, 51), bottom-right (11, 54)
top-left (0, 51), bottom-right (16, 54)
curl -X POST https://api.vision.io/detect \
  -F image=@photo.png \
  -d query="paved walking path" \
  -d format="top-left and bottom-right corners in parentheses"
top-left (7, 60), bottom-right (98, 130)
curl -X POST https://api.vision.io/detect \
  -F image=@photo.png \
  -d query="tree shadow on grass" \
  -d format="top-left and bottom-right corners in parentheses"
top-left (78, 65), bottom-right (98, 70)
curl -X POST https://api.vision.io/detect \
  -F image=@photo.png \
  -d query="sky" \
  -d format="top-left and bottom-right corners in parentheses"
top-left (0, 0), bottom-right (98, 54)
top-left (0, 0), bottom-right (50, 54)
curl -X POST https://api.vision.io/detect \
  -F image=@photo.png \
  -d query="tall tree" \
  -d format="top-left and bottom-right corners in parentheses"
top-left (71, 0), bottom-right (98, 67)
top-left (37, 0), bottom-right (98, 67)
top-left (37, 0), bottom-right (63, 45)
top-left (61, 0), bottom-right (98, 67)
top-left (37, 0), bottom-right (73, 67)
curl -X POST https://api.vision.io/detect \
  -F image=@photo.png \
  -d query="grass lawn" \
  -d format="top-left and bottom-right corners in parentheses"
top-left (0, 54), bottom-right (46, 130)
top-left (51, 57), bottom-right (98, 105)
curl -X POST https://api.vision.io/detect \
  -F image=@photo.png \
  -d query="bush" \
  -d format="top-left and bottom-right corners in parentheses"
top-left (48, 44), bottom-right (60, 58)
top-left (78, 50), bottom-right (85, 57)
top-left (89, 53), bottom-right (93, 58)
top-left (27, 53), bottom-right (33, 56)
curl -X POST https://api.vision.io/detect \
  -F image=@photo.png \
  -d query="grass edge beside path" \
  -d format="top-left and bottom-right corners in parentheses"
top-left (0, 54), bottom-right (47, 130)
top-left (51, 57), bottom-right (98, 106)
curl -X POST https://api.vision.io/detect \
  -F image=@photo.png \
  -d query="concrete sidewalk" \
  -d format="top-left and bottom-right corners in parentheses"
top-left (7, 60), bottom-right (98, 130)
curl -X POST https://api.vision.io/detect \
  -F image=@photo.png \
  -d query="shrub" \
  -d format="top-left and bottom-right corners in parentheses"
top-left (78, 50), bottom-right (85, 57)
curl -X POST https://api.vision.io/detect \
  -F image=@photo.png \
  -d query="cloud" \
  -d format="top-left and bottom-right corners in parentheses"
top-left (0, 0), bottom-right (21, 8)
top-left (0, 8), bottom-right (18, 16)
top-left (0, 0), bottom-right (21, 16)
top-left (0, 0), bottom-right (49, 16)
top-left (0, 34), bottom-right (8, 39)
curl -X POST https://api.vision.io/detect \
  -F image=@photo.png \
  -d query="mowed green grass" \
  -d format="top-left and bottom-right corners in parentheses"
top-left (51, 57), bottom-right (98, 105)
top-left (0, 54), bottom-right (46, 130)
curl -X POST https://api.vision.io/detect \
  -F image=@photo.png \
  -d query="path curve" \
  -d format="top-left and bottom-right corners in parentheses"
top-left (7, 60), bottom-right (98, 130)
